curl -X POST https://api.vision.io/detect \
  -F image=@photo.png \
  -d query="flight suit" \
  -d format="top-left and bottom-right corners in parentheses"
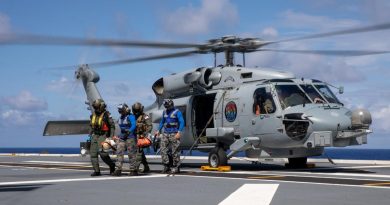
top-left (114, 114), bottom-right (137, 174)
top-left (90, 111), bottom-right (115, 175)
top-left (135, 113), bottom-right (153, 172)
top-left (158, 108), bottom-right (185, 173)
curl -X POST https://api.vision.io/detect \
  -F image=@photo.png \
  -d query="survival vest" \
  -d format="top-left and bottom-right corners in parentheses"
top-left (119, 114), bottom-right (131, 132)
top-left (91, 112), bottom-right (109, 131)
top-left (118, 114), bottom-right (135, 139)
top-left (163, 109), bottom-right (180, 133)
top-left (136, 114), bottom-right (151, 135)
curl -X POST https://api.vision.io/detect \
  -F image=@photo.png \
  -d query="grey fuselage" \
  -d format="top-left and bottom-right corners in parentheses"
top-left (78, 65), bottom-right (372, 159)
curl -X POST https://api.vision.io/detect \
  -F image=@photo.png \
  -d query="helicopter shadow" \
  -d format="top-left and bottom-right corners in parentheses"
top-left (179, 162), bottom-right (376, 174)
top-left (0, 184), bottom-right (52, 193)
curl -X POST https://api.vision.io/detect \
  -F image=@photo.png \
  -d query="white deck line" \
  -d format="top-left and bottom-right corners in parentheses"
top-left (218, 184), bottom-right (279, 205)
top-left (0, 175), bottom-right (166, 186)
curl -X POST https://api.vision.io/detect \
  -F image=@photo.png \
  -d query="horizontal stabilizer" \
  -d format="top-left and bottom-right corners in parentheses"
top-left (43, 120), bottom-right (90, 136)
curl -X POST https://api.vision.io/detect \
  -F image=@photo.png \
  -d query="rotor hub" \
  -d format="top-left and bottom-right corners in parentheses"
top-left (206, 36), bottom-right (264, 53)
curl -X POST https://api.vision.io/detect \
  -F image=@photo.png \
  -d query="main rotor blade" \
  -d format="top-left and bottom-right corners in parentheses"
top-left (56, 50), bottom-right (199, 69)
top-left (0, 34), bottom-right (204, 49)
top-left (264, 22), bottom-right (390, 45)
top-left (258, 49), bottom-right (390, 56)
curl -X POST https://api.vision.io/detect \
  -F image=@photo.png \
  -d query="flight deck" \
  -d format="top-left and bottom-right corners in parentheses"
top-left (1, 154), bottom-right (390, 205)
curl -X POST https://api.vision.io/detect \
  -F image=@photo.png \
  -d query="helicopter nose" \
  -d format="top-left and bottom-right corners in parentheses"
top-left (351, 108), bottom-right (372, 129)
top-left (282, 105), bottom-right (356, 141)
top-left (305, 108), bottom-right (352, 132)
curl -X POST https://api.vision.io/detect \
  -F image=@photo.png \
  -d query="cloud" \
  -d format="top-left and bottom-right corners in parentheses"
top-left (0, 109), bottom-right (48, 127)
top-left (0, 13), bottom-right (11, 34)
top-left (1, 91), bottom-right (48, 112)
top-left (0, 89), bottom-right (82, 129)
top-left (46, 76), bottom-right (73, 91)
top-left (371, 105), bottom-right (390, 133)
top-left (245, 9), bottom-right (390, 84)
top-left (281, 10), bottom-right (360, 32)
top-left (361, 0), bottom-right (390, 23)
top-left (90, 80), bottom-right (156, 117)
top-left (247, 42), bottom-right (365, 83)
top-left (261, 27), bottom-right (279, 39)
top-left (163, 0), bottom-right (238, 35)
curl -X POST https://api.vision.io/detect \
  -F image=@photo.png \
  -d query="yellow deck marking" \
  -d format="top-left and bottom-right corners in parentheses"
top-left (200, 166), bottom-right (231, 172)
top-left (364, 181), bottom-right (390, 186)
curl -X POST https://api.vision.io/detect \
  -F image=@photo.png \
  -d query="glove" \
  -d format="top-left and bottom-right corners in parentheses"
top-left (112, 136), bottom-right (119, 141)
top-left (174, 132), bottom-right (181, 140)
top-left (154, 130), bottom-right (160, 137)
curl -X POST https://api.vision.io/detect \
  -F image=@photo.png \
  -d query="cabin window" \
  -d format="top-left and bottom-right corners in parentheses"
top-left (313, 84), bottom-right (341, 104)
top-left (275, 85), bottom-right (311, 109)
top-left (253, 88), bottom-right (276, 115)
top-left (300, 84), bottom-right (326, 103)
top-left (241, 72), bottom-right (252, 79)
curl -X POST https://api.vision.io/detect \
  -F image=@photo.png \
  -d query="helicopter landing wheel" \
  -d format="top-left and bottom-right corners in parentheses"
top-left (208, 147), bottom-right (228, 168)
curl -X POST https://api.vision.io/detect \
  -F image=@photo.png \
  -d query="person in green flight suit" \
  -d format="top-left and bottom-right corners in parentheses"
top-left (132, 102), bottom-right (152, 173)
top-left (89, 99), bottom-right (115, 176)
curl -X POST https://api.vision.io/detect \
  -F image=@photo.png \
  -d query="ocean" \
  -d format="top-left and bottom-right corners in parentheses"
top-left (0, 147), bottom-right (390, 160)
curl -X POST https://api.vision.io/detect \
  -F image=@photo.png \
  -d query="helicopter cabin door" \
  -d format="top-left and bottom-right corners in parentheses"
top-left (191, 93), bottom-right (216, 144)
top-left (251, 87), bottom-right (280, 135)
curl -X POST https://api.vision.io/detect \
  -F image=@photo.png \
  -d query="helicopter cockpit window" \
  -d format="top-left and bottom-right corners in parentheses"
top-left (253, 88), bottom-right (276, 115)
top-left (300, 84), bottom-right (326, 103)
top-left (313, 84), bottom-right (340, 104)
top-left (275, 85), bottom-right (311, 109)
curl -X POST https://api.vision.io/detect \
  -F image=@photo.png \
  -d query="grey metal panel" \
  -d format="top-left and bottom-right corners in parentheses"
top-left (43, 120), bottom-right (90, 136)
top-left (206, 127), bottom-right (234, 138)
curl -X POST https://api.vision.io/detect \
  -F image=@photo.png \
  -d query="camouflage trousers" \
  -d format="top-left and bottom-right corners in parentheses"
top-left (160, 133), bottom-right (181, 168)
top-left (90, 134), bottom-right (115, 172)
top-left (115, 138), bottom-right (141, 171)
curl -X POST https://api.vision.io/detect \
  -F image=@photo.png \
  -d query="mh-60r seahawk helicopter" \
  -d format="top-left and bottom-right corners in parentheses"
top-left (5, 22), bottom-right (387, 168)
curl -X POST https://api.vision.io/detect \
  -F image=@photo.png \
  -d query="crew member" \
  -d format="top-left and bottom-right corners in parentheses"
top-left (89, 99), bottom-right (115, 176)
top-left (132, 102), bottom-right (152, 173)
top-left (112, 103), bottom-right (138, 176)
top-left (155, 99), bottom-right (185, 174)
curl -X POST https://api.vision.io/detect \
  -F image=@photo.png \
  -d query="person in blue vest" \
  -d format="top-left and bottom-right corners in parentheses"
top-left (112, 103), bottom-right (138, 176)
top-left (155, 99), bottom-right (185, 174)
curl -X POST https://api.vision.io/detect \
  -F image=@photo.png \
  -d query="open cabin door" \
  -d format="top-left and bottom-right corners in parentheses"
top-left (191, 93), bottom-right (216, 144)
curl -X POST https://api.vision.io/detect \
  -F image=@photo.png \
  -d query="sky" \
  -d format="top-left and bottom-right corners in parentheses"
top-left (0, 0), bottom-right (389, 148)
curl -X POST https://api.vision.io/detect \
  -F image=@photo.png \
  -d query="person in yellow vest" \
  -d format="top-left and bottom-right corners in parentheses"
top-left (89, 99), bottom-right (115, 176)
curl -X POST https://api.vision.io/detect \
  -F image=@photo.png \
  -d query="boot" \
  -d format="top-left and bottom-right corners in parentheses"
top-left (109, 165), bottom-right (115, 175)
top-left (112, 170), bottom-right (121, 176)
top-left (161, 165), bottom-right (170, 174)
top-left (142, 165), bottom-right (150, 173)
top-left (170, 167), bottom-right (180, 174)
top-left (90, 171), bottom-right (101, 177)
top-left (129, 170), bottom-right (138, 176)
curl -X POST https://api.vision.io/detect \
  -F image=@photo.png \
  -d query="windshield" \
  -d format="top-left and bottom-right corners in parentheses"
top-left (275, 85), bottom-right (311, 109)
top-left (300, 84), bottom-right (326, 103)
top-left (314, 84), bottom-right (340, 104)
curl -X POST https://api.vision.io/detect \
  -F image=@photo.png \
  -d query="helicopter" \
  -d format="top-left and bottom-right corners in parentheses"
top-left (3, 22), bottom-right (387, 168)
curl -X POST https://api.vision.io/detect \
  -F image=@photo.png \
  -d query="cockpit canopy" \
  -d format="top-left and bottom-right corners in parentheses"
top-left (270, 79), bottom-right (341, 110)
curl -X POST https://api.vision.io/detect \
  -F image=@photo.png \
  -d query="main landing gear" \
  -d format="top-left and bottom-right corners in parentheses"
top-left (208, 147), bottom-right (228, 168)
